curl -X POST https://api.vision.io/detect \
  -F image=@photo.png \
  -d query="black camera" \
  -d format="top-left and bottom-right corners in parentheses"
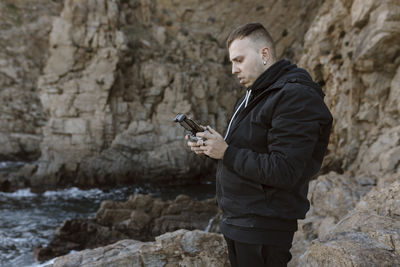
top-left (174, 114), bottom-right (206, 142)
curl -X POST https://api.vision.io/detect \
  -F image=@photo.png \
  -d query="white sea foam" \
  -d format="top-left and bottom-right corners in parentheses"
top-left (43, 187), bottom-right (103, 199)
top-left (0, 186), bottom-right (128, 202)
top-left (29, 258), bottom-right (55, 267)
top-left (0, 188), bottom-right (37, 198)
top-left (0, 235), bottom-right (29, 247)
top-left (0, 187), bottom-right (107, 200)
top-left (0, 186), bottom-right (133, 267)
top-left (28, 250), bottom-right (78, 267)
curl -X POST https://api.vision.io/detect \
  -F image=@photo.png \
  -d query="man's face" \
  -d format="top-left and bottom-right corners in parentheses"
top-left (229, 37), bottom-right (265, 88)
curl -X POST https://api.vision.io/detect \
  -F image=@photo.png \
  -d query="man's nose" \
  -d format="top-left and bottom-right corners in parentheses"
top-left (232, 64), bottom-right (239, 74)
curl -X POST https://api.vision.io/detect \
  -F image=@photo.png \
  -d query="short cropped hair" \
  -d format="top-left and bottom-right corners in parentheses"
top-left (226, 23), bottom-right (276, 59)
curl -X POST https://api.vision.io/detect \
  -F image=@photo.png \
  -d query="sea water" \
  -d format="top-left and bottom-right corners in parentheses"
top-left (0, 180), bottom-right (215, 267)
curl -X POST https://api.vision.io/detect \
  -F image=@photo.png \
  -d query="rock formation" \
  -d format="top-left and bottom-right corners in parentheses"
top-left (299, 0), bottom-right (400, 176)
top-left (0, 0), bottom-right (399, 266)
top-left (0, 0), bottom-right (63, 161)
top-left (13, 0), bottom-right (321, 188)
top-left (298, 175), bottom-right (400, 266)
top-left (36, 193), bottom-right (220, 261)
top-left (46, 229), bottom-right (229, 267)
top-left (0, 0), bottom-right (397, 189)
top-left (287, 0), bottom-right (400, 265)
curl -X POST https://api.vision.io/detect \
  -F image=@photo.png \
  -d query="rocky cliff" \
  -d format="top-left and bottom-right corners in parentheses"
top-left (0, 0), bottom-right (399, 266)
top-left (2, 0), bottom-right (324, 188)
top-left (289, 0), bottom-right (400, 265)
top-left (0, 0), bottom-right (62, 161)
top-left (300, 0), bottom-right (400, 177)
top-left (5, 0), bottom-right (398, 190)
top-left (1, 0), bottom-right (397, 188)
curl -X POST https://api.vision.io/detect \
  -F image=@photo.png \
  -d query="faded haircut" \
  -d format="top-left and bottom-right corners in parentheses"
top-left (226, 22), bottom-right (276, 59)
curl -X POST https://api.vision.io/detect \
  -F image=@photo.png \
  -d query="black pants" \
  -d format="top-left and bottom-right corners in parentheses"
top-left (224, 236), bottom-right (292, 267)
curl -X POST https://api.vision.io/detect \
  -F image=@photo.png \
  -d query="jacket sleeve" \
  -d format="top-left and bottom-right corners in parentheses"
top-left (222, 85), bottom-right (331, 190)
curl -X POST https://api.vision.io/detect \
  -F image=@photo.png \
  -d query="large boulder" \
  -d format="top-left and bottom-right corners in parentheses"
top-left (289, 171), bottom-right (373, 266)
top-left (47, 229), bottom-right (229, 267)
top-left (298, 177), bottom-right (400, 266)
top-left (299, 211), bottom-right (400, 267)
top-left (35, 194), bottom-right (221, 261)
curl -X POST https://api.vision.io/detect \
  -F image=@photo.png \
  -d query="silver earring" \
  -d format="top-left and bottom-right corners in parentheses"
top-left (263, 61), bottom-right (267, 65)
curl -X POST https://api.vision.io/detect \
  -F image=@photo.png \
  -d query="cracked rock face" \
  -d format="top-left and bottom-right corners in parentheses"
top-left (47, 229), bottom-right (229, 267)
top-left (33, 0), bottom-right (239, 187)
top-left (298, 179), bottom-right (400, 267)
top-left (26, 0), bottom-right (322, 188)
top-left (0, 0), bottom-right (63, 161)
top-left (299, 0), bottom-right (400, 177)
top-left (1, 0), bottom-right (399, 265)
top-left (0, 1), bottom-right (397, 188)
top-left (288, 0), bottom-right (400, 265)
top-left (2, 0), bottom-right (397, 189)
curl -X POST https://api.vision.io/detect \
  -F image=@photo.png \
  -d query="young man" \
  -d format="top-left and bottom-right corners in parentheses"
top-left (187, 23), bottom-right (333, 267)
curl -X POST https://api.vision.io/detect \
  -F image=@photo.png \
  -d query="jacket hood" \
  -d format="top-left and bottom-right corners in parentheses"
top-left (223, 59), bottom-right (326, 140)
top-left (249, 59), bottom-right (325, 99)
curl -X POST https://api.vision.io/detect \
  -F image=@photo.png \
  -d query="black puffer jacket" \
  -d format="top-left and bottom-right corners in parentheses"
top-left (217, 59), bottom-right (333, 231)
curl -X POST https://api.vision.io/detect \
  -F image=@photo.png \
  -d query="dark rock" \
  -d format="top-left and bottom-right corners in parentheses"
top-left (35, 193), bottom-right (221, 261)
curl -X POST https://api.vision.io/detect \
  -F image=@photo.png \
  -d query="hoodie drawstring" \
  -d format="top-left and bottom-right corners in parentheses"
top-left (224, 90), bottom-right (252, 140)
top-left (245, 89), bottom-right (252, 108)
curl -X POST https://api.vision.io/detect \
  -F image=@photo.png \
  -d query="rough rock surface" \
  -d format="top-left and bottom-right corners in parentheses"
top-left (298, 177), bottom-right (400, 266)
top-left (287, 1), bottom-right (400, 265)
top-left (299, 0), bottom-right (400, 176)
top-left (28, 0), bottom-right (322, 188)
top-left (0, 0), bottom-right (63, 160)
top-left (289, 171), bottom-right (377, 266)
top-left (36, 193), bottom-right (220, 261)
top-left (9, 0), bottom-right (399, 187)
top-left (0, 0), bottom-right (396, 188)
top-left (0, 0), bottom-right (397, 188)
top-left (46, 229), bottom-right (229, 267)
top-left (290, 169), bottom-right (399, 266)
top-left (0, 0), bottom-right (399, 266)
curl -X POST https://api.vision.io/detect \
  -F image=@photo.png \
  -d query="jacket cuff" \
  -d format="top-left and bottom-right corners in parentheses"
top-left (223, 145), bottom-right (239, 169)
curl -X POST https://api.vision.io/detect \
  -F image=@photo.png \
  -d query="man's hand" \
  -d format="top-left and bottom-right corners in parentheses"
top-left (195, 126), bottom-right (228, 159)
top-left (186, 134), bottom-right (206, 155)
top-left (186, 124), bottom-right (208, 155)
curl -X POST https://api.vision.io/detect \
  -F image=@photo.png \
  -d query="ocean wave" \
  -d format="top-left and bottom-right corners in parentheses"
top-left (43, 187), bottom-right (104, 199)
top-left (0, 187), bottom-right (110, 200)
top-left (0, 189), bottom-right (37, 198)
top-left (28, 258), bottom-right (56, 267)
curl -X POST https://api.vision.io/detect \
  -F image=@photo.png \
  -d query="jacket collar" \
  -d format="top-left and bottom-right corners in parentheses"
top-left (248, 59), bottom-right (295, 94)
top-left (225, 60), bottom-right (304, 142)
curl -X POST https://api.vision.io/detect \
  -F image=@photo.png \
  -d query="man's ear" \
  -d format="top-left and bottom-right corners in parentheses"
top-left (261, 47), bottom-right (271, 61)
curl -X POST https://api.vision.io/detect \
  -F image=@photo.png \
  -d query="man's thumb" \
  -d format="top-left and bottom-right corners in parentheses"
top-left (207, 126), bottom-right (217, 134)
